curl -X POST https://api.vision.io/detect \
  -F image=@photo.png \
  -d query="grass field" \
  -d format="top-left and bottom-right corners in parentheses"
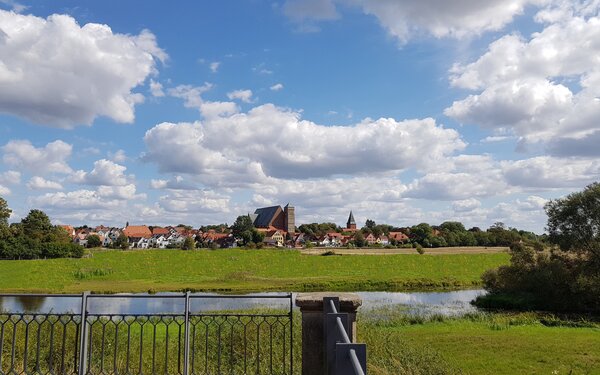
top-left (361, 310), bottom-right (600, 374)
top-left (302, 246), bottom-right (509, 255)
top-left (0, 248), bottom-right (509, 293)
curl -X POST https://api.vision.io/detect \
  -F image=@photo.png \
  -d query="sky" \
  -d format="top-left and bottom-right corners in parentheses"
top-left (0, 0), bottom-right (599, 233)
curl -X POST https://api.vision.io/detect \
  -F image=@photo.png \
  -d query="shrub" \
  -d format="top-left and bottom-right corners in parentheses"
top-left (415, 244), bottom-right (424, 255)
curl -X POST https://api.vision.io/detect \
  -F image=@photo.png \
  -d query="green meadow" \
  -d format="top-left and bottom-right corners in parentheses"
top-left (0, 248), bottom-right (509, 293)
top-left (361, 309), bottom-right (600, 374)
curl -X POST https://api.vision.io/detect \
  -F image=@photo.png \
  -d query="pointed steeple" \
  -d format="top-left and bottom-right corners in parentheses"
top-left (346, 211), bottom-right (356, 229)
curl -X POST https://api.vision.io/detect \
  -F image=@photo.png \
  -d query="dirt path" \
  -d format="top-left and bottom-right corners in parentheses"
top-left (301, 246), bottom-right (509, 255)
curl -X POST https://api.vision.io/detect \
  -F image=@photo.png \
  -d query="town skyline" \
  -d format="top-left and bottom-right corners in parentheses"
top-left (1, 1), bottom-right (599, 233)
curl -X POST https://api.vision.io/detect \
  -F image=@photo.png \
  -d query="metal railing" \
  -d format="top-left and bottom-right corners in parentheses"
top-left (0, 292), bottom-right (293, 375)
top-left (323, 297), bottom-right (366, 375)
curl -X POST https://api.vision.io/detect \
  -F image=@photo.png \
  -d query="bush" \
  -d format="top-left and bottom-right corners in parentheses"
top-left (42, 242), bottom-right (85, 258)
top-left (415, 244), bottom-right (424, 255)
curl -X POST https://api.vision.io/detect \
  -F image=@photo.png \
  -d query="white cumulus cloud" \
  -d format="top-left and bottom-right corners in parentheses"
top-left (2, 140), bottom-right (72, 175)
top-left (0, 10), bottom-right (166, 127)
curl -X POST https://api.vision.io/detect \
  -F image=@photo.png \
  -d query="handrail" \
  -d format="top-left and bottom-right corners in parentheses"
top-left (323, 296), bottom-right (367, 375)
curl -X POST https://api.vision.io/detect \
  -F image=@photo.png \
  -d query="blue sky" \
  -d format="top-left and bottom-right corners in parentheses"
top-left (0, 0), bottom-right (599, 232)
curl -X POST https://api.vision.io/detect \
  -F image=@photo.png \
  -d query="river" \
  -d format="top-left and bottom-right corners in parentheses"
top-left (0, 289), bottom-right (485, 316)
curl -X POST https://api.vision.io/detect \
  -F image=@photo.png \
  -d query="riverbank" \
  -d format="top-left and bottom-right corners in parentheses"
top-left (361, 309), bottom-right (600, 374)
top-left (0, 249), bottom-right (509, 293)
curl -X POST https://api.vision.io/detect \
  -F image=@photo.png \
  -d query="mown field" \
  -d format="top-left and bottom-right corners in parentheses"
top-left (361, 310), bottom-right (600, 374)
top-left (0, 248), bottom-right (509, 293)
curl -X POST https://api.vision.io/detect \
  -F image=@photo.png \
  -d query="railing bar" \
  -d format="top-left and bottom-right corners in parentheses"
top-left (138, 322), bottom-right (144, 375)
top-left (60, 321), bottom-right (67, 375)
top-left (23, 317), bottom-right (30, 372)
top-left (113, 323), bottom-right (119, 375)
top-left (100, 321), bottom-right (107, 374)
top-left (183, 291), bottom-right (191, 375)
top-left (349, 349), bottom-right (365, 375)
top-left (88, 320), bottom-right (93, 374)
top-left (229, 319), bottom-right (234, 375)
top-left (190, 322), bottom-right (196, 374)
top-left (243, 323), bottom-right (247, 374)
top-left (329, 299), bottom-right (337, 314)
top-left (255, 321), bottom-right (260, 375)
top-left (48, 321), bottom-right (55, 373)
top-left (289, 294), bottom-right (293, 375)
top-left (152, 323), bottom-right (157, 375)
top-left (204, 322), bottom-right (208, 375)
top-left (164, 321), bottom-right (169, 375)
top-left (217, 321), bottom-right (222, 374)
top-left (35, 318), bottom-right (42, 373)
top-left (0, 322), bottom-right (4, 370)
top-left (125, 321), bottom-right (131, 374)
top-left (77, 292), bottom-right (89, 375)
top-left (336, 317), bottom-right (351, 344)
top-left (10, 318), bottom-right (17, 372)
top-left (177, 320), bottom-right (182, 375)
top-left (269, 323), bottom-right (273, 374)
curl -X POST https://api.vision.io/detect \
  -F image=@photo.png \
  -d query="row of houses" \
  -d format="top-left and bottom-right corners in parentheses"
top-left (59, 224), bottom-right (233, 249)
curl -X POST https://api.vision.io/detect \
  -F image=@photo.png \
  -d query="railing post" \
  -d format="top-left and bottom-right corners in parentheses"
top-left (183, 291), bottom-right (191, 375)
top-left (295, 293), bottom-right (362, 375)
top-left (78, 291), bottom-right (89, 375)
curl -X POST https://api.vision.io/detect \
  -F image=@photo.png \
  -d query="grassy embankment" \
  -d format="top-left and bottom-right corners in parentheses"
top-left (0, 248), bottom-right (509, 293)
top-left (362, 309), bottom-right (600, 374)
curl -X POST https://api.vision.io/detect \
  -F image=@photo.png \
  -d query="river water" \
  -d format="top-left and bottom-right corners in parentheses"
top-left (0, 289), bottom-right (485, 316)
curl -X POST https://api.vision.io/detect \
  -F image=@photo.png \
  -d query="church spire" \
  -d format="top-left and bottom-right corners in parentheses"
top-left (346, 211), bottom-right (356, 229)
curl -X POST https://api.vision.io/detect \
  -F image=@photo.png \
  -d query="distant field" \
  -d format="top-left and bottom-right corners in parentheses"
top-left (0, 249), bottom-right (509, 293)
top-left (302, 246), bottom-right (509, 255)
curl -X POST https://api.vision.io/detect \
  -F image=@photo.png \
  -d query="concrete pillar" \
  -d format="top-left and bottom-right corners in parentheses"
top-left (295, 292), bottom-right (362, 375)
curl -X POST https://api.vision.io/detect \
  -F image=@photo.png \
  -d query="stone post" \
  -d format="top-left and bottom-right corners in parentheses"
top-left (295, 292), bottom-right (362, 375)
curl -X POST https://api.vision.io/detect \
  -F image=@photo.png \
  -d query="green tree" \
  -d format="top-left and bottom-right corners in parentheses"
top-left (353, 231), bottom-right (366, 247)
top-left (0, 197), bottom-right (11, 227)
top-left (410, 223), bottom-right (433, 245)
top-left (478, 182), bottom-right (600, 313)
top-left (232, 215), bottom-right (254, 245)
top-left (86, 234), bottom-right (102, 248)
top-left (439, 221), bottom-right (466, 233)
top-left (21, 209), bottom-right (52, 240)
top-left (546, 182), bottom-right (600, 261)
top-left (365, 219), bottom-right (376, 229)
top-left (114, 233), bottom-right (129, 250)
top-left (182, 236), bottom-right (196, 250)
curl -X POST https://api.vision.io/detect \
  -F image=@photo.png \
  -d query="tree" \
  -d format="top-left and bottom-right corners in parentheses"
top-left (182, 237), bottom-right (196, 250)
top-left (232, 215), bottom-right (254, 245)
top-left (439, 221), bottom-right (466, 233)
top-left (410, 223), bottom-right (433, 245)
top-left (365, 219), bottom-right (376, 229)
top-left (114, 234), bottom-right (129, 250)
top-left (0, 197), bottom-right (11, 227)
top-left (478, 182), bottom-right (600, 313)
top-left (86, 234), bottom-right (102, 248)
top-left (546, 182), bottom-right (600, 261)
top-left (21, 209), bottom-right (52, 240)
top-left (353, 231), bottom-right (366, 247)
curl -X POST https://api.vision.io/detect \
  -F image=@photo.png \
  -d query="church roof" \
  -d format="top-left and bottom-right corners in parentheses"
top-left (347, 211), bottom-right (356, 226)
top-left (253, 206), bottom-right (281, 228)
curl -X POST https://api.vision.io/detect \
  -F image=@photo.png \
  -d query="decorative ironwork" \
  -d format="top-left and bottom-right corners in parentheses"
top-left (0, 293), bottom-right (293, 375)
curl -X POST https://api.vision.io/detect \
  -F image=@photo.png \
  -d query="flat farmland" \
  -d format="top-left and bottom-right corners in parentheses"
top-left (0, 248), bottom-right (509, 293)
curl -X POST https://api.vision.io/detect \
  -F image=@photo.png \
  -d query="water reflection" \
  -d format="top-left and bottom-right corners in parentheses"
top-left (0, 290), bottom-right (486, 316)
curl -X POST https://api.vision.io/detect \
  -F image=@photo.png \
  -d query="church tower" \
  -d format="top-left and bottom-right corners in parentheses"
top-left (284, 203), bottom-right (296, 234)
top-left (346, 211), bottom-right (356, 230)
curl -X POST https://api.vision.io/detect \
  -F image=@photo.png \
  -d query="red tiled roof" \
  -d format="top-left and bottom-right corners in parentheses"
top-left (123, 225), bottom-right (152, 238)
top-left (151, 227), bottom-right (170, 235)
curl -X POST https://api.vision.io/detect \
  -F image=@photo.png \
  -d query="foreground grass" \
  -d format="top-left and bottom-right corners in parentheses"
top-left (4, 308), bottom-right (596, 375)
top-left (360, 309), bottom-right (600, 374)
top-left (0, 249), bottom-right (509, 293)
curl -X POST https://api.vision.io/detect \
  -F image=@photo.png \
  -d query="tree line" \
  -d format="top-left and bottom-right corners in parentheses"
top-left (0, 198), bottom-right (84, 259)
